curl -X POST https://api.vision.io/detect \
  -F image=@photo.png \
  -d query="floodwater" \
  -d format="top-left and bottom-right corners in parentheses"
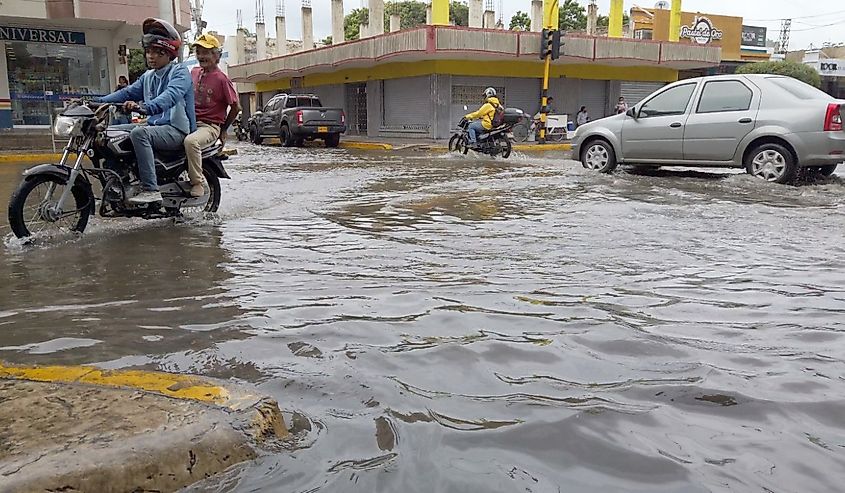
top-left (2, 144), bottom-right (845, 492)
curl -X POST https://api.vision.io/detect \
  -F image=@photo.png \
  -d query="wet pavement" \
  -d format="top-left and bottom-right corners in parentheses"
top-left (2, 143), bottom-right (845, 492)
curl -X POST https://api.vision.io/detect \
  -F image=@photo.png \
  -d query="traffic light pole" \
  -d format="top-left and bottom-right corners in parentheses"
top-left (539, 0), bottom-right (559, 145)
top-left (539, 53), bottom-right (551, 144)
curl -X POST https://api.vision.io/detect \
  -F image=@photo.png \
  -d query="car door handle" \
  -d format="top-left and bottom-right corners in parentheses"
top-left (738, 118), bottom-right (753, 124)
top-left (669, 122), bottom-right (682, 128)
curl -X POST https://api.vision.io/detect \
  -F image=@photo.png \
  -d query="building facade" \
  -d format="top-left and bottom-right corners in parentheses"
top-left (1, 0), bottom-right (191, 128)
top-left (229, 26), bottom-right (720, 139)
top-left (802, 50), bottom-right (845, 99)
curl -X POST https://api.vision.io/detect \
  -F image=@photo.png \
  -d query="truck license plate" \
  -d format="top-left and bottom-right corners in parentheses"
top-left (318, 126), bottom-right (328, 133)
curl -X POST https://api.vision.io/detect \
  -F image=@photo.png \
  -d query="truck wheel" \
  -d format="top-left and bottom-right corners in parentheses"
top-left (280, 124), bottom-right (296, 147)
top-left (250, 125), bottom-right (263, 145)
top-left (325, 133), bottom-right (340, 148)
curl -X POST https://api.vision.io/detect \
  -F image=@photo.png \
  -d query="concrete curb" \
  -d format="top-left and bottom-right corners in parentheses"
top-left (340, 141), bottom-right (394, 150)
top-left (0, 362), bottom-right (288, 492)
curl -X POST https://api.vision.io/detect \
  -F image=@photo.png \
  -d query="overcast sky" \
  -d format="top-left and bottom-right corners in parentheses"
top-left (201, 0), bottom-right (845, 50)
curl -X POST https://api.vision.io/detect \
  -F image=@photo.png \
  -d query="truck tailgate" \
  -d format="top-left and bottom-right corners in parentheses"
top-left (301, 108), bottom-right (344, 126)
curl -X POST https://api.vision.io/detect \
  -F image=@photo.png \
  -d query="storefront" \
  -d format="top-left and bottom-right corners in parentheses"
top-left (807, 58), bottom-right (845, 99)
top-left (1, 24), bottom-right (130, 128)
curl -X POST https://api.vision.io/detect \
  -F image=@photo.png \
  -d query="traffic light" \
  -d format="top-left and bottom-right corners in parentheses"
top-left (540, 29), bottom-right (563, 60)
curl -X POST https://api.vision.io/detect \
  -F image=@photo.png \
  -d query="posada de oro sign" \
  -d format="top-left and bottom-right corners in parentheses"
top-left (680, 16), bottom-right (723, 45)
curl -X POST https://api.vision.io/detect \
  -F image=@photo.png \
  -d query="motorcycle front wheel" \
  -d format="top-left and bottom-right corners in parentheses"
top-left (8, 175), bottom-right (92, 239)
top-left (448, 133), bottom-right (462, 152)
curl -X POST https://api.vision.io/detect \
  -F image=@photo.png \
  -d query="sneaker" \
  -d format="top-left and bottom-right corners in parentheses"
top-left (128, 190), bottom-right (162, 204)
top-left (189, 182), bottom-right (205, 197)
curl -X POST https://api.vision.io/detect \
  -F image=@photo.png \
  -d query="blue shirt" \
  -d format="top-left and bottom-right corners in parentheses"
top-left (99, 61), bottom-right (197, 134)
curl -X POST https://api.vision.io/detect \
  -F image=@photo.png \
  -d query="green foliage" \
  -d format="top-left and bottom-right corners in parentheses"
top-left (322, 36), bottom-right (333, 45)
top-left (735, 60), bottom-right (822, 88)
top-left (450, 1), bottom-right (468, 26)
top-left (558, 0), bottom-right (586, 31)
top-left (509, 11), bottom-right (531, 31)
top-left (344, 8), bottom-right (369, 40)
top-left (385, 1), bottom-right (427, 29)
top-left (596, 13), bottom-right (630, 29)
top-left (128, 49), bottom-right (146, 81)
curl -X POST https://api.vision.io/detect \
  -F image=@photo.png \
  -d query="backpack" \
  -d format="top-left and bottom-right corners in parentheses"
top-left (491, 102), bottom-right (506, 127)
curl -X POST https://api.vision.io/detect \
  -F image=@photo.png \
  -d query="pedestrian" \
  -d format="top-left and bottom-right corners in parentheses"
top-left (615, 97), bottom-right (628, 114)
top-left (117, 75), bottom-right (129, 90)
top-left (576, 106), bottom-right (589, 127)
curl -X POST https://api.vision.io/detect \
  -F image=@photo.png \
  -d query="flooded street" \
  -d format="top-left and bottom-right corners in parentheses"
top-left (2, 144), bottom-right (845, 492)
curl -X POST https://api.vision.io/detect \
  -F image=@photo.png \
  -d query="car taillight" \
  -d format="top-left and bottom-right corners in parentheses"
top-left (824, 103), bottom-right (842, 131)
top-left (296, 110), bottom-right (303, 125)
top-left (341, 111), bottom-right (346, 125)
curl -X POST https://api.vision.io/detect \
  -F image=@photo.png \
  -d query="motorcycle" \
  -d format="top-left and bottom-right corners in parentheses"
top-left (448, 107), bottom-right (524, 158)
top-left (233, 111), bottom-right (248, 141)
top-left (7, 101), bottom-right (230, 240)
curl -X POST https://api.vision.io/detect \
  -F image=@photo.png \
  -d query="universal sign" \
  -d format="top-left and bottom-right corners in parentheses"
top-left (680, 16), bottom-right (723, 45)
top-left (0, 26), bottom-right (86, 45)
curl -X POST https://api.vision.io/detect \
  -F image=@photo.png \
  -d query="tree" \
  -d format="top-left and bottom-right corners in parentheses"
top-left (596, 13), bottom-right (630, 29)
top-left (344, 8), bottom-right (369, 40)
top-left (385, 1), bottom-right (427, 29)
top-left (128, 49), bottom-right (146, 82)
top-left (736, 60), bottom-right (821, 88)
top-left (509, 11), bottom-right (531, 31)
top-left (450, 1), bottom-right (468, 26)
top-left (322, 36), bottom-right (333, 45)
top-left (558, 0), bottom-right (586, 31)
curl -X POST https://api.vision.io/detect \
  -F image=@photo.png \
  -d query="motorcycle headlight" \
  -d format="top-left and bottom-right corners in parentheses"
top-left (54, 116), bottom-right (81, 137)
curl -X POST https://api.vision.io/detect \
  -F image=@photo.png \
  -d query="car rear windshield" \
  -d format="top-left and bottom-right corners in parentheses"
top-left (295, 97), bottom-right (322, 107)
top-left (765, 76), bottom-right (830, 100)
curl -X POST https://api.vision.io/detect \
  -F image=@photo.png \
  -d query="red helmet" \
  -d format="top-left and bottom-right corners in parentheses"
top-left (142, 18), bottom-right (182, 58)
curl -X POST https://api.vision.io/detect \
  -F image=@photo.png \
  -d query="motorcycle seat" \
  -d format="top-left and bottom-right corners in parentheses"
top-left (155, 142), bottom-right (222, 169)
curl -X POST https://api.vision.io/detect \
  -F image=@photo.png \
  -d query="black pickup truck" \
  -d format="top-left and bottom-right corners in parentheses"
top-left (248, 93), bottom-right (347, 147)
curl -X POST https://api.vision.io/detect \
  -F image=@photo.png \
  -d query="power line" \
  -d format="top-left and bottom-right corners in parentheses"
top-left (745, 9), bottom-right (845, 22)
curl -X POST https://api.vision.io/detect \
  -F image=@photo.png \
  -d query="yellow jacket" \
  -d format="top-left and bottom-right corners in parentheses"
top-left (465, 97), bottom-right (500, 130)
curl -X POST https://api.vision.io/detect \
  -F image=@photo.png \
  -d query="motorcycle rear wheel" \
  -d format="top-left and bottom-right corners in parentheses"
top-left (173, 168), bottom-right (221, 218)
top-left (499, 137), bottom-right (513, 158)
top-left (8, 175), bottom-right (91, 239)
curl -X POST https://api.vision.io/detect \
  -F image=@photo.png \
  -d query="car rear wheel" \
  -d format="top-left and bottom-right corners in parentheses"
top-left (280, 124), bottom-right (296, 147)
top-left (580, 139), bottom-right (618, 173)
top-left (745, 143), bottom-right (798, 184)
top-left (325, 133), bottom-right (340, 148)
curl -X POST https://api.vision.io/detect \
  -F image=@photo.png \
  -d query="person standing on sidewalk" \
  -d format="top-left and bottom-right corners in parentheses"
top-left (184, 33), bottom-right (240, 197)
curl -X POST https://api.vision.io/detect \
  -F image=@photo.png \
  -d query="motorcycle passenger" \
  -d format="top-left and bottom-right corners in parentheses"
top-left (184, 33), bottom-right (239, 197)
top-left (97, 18), bottom-right (197, 204)
top-left (464, 87), bottom-right (501, 147)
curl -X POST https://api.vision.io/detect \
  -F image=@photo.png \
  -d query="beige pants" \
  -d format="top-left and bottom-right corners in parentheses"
top-left (184, 122), bottom-right (221, 185)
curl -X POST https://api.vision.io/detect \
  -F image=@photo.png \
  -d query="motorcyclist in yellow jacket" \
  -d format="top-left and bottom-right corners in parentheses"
top-left (464, 87), bottom-right (501, 146)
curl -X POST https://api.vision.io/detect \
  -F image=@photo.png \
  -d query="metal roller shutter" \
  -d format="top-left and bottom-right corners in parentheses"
top-left (620, 81), bottom-right (666, 106)
top-left (504, 78), bottom-right (541, 115)
top-left (450, 77), bottom-right (506, 126)
top-left (581, 80), bottom-right (608, 119)
top-left (383, 76), bottom-right (432, 131)
top-left (309, 84), bottom-right (345, 109)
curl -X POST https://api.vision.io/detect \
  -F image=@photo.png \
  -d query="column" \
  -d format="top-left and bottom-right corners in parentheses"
top-left (276, 15), bottom-right (288, 55)
top-left (608, 0), bottom-right (623, 38)
top-left (332, 0), bottom-right (345, 43)
top-left (368, 0), bottom-right (385, 35)
top-left (301, 4), bottom-right (314, 50)
top-left (469, 0), bottom-right (482, 28)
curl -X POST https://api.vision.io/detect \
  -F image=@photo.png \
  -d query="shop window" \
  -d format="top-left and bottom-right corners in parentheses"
top-left (634, 29), bottom-right (653, 40)
top-left (5, 42), bottom-right (109, 126)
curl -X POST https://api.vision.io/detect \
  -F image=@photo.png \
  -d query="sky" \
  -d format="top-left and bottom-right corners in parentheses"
top-left (200, 0), bottom-right (845, 51)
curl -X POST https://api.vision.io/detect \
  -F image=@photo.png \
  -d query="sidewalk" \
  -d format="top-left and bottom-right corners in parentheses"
top-left (0, 362), bottom-right (288, 492)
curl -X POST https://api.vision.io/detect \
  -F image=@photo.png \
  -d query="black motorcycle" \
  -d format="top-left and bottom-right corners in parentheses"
top-left (7, 101), bottom-right (230, 240)
top-left (233, 111), bottom-right (248, 141)
top-left (448, 107), bottom-right (524, 158)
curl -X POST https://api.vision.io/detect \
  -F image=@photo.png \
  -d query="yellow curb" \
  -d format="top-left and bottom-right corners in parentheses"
top-left (0, 362), bottom-right (228, 405)
top-left (340, 141), bottom-right (393, 150)
top-left (513, 143), bottom-right (571, 152)
top-left (0, 153), bottom-right (63, 163)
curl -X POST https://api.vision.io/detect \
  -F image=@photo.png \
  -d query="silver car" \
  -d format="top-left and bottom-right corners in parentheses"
top-left (572, 74), bottom-right (845, 183)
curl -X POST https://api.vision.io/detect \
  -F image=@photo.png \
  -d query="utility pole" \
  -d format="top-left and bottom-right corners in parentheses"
top-left (191, 0), bottom-right (206, 39)
top-left (777, 18), bottom-right (791, 54)
top-left (538, 0), bottom-right (560, 144)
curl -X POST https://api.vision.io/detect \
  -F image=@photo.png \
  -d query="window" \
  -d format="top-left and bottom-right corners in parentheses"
top-left (634, 29), bottom-right (653, 40)
top-left (285, 96), bottom-right (298, 108)
top-left (766, 76), bottom-right (831, 100)
top-left (697, 80), bottom-right (752, 113)
top-left (638, 83), bottom-right (696, 118)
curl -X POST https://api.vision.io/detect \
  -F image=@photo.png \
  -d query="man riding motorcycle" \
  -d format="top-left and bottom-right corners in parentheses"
top-left (97, 17), bottom-right (196, 204)
top-left (464, 87), bottom-right (501, 148)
